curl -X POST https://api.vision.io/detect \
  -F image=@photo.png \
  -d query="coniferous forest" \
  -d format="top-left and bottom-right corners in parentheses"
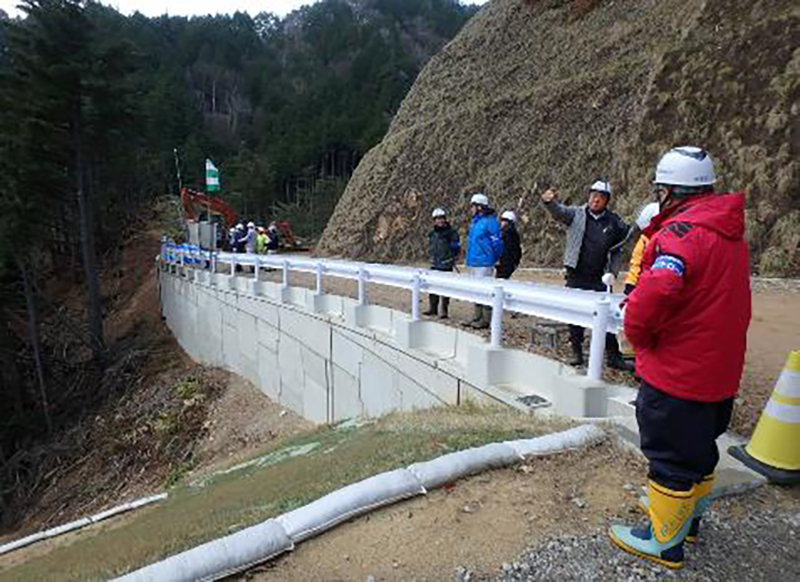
top-left (0, 0), bottom-right (477, 521)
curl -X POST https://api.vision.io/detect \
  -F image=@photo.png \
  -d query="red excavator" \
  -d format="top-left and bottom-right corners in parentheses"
top-left (181, 187), bottom-right (238, 228)
top-left (180, 187), bottom-right (302, 249)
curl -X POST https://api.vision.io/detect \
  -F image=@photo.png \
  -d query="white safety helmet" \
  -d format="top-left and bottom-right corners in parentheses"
top-left (654, 146), bottom-right (716, 187)
top-left (431, 208), bottom-right (447, 218)
top-left (470, 193), bottom-right (490, 206)
top-left (247, 221), bottom-right (255, 229)
top-left (236, 223), bottom-right (244, 230)
top-left (589, 180), bottom-right (612, 196)
top-left (500, 210), bottom-right (516, 222)
top-left (636, 202), bottom-right (660, 230)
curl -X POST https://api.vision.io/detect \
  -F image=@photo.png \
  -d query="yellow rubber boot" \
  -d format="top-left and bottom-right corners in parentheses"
top-left (609, 481), bottom-right (696, 569)
top-left (638, 474), bottom-right (715, 543)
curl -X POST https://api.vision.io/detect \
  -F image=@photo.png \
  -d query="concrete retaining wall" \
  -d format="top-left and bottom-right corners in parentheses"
top-left (160, 267), bottom-right (635, 423)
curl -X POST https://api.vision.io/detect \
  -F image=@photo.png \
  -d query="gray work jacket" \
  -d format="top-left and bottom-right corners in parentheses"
top-left (543, 200), bottom-right (627, 276)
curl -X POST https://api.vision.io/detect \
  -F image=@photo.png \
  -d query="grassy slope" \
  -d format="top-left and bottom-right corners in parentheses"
top-left (0, 407), bottom-right (571, 581)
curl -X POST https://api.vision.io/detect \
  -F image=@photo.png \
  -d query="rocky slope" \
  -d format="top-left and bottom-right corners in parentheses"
top-left (317, 0), bottom-right (799, 275)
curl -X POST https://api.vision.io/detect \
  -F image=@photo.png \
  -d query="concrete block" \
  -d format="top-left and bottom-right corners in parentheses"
top-left (252, 300), bottom-right (280, 329)
top-left (222, 322), bottom-right (239, 372)
top-left (331, 329), bottom-right (364, 379)
top-left (257, 318), bottom-right (280, 353)
top-left (465, 344), bottom-right (503, 390)
top-left (332, 366), bottom-right (362, 421)
top-left (361, 351), bottom-right (401, 417)
top-left (398, 375), bottom-right (443, 410)
top-left (286, 287), bottom-right (309, 307)
top-left (549, 375), bottom-right (608, 418)
top-left (281, 309), bottom-right (331, 359)
top-left (345, 305), bottom-right (395, 336)
top-left (306, 294), bottom-right (345, 318)
top-left (247, 279), bottom-right (264, 297)
top-left (237, 311), bottom-right (259, 385)
top-left (300, 345), bottom-right (328, 392)
top-left (393, 350), bottom-right (458, 405)
top-left (257, 344), bottom-right (280, 400)
top-left (302, 372), bottom-right (329, 424)
top-left (278, 334), bottom-right (304, 414)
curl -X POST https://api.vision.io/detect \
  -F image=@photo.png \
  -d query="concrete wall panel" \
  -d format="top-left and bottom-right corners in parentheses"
top-left (331, 330), bottom-right (364, 379)
top-left (281, 309), bottom-right (331, 359)
top-left (361, 352), bottom-right (401, 417)
top-left (331, 366), bottom-right (362, 421)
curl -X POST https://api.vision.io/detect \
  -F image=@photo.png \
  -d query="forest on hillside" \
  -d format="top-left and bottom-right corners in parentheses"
top-left (0, 0), bottom-right (477, 523)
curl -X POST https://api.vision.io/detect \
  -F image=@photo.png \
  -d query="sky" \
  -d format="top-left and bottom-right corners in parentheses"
top-left (1, 0), bottom-right (488, 18)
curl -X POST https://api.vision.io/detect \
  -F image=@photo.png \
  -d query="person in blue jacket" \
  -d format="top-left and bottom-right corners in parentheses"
top-left (464, 192), bottom-right (504, 329)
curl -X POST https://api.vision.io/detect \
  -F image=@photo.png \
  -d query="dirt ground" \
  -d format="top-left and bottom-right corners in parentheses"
top-left (189, 374), bottom-right (314, 480)
top-left (244, 440), bottom-right (647, 582)
top-left (257, 265), bottom-right (800, 435)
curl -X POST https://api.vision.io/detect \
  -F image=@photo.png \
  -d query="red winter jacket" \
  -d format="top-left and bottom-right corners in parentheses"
top-left (624, 193), bottom-right (751, 402)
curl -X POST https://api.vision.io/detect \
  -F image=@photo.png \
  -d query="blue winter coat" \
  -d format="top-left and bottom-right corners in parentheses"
top-left (466, 212), bottom-right (504, 268)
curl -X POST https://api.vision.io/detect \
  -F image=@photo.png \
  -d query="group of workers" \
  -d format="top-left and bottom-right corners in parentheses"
top-left (428, 146), bottom-right (751, 570)
top-left (228, 222), bottom-right (281, 255)
top-left (424, 198), bottom-right (521, 324)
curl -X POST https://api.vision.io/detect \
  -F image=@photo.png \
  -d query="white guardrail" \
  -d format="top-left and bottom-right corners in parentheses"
top-left (161, 243), bottom-right (625, 381)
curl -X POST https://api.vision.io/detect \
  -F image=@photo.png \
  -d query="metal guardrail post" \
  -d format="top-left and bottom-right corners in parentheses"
top-left (254, 256), bottom-right (260, 281)
top-left (587, 297), bottom-right (610, 381)
top-left (282, 260), bottom-right (290, 289)
top-left (411, 273), bottom-right (421, 322)
top-left (315, 263), bottom-right (323, 296)
top-left (211, 252), bottom-right (216, 273)
top-left (230, 256), bottom-right (236, 276)
top-left (358, 267), bottom-right (367, 306)
top-left (490, 286), bottom-right (504, 349)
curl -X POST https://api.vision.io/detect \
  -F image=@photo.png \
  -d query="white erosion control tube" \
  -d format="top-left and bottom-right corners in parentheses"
top-left (0, 493), bottom-right (168, 556)
top-left (115, 425), bottom-right (605, 582)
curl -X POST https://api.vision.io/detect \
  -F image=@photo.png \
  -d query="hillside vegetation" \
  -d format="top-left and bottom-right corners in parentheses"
top-left (318, 0), bottom-right (799, 276)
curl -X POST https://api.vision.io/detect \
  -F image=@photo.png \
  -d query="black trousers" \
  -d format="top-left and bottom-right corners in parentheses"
top-left (428, 293), bottom-right (450, 314)
top-left (637, 382), bottom-right (734, 491)
top-left (565, 271), bottom-right (621, 358)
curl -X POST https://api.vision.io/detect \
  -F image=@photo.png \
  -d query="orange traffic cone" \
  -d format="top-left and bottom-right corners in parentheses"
top-left (729, 350), bottom-right (800, 484)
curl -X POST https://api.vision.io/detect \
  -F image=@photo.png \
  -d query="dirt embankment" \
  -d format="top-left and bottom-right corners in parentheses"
top-left (317, 0), bottom-right (799, 276)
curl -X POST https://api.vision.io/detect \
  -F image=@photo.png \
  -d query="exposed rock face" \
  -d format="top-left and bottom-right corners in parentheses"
top-left (318, 0), bottom-right (799, 275)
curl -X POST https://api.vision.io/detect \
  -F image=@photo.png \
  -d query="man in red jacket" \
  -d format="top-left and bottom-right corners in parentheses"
top-left (609, 146), bottom-right (751, 569)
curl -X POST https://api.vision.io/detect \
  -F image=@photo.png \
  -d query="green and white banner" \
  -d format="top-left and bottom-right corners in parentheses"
top-left (205, 159), bottom-right (220, 192)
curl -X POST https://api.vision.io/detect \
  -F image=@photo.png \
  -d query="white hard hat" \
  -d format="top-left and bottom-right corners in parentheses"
top-left (432, 208), bottom-right (447, 218)
top-left (247, 221), bottom-right (255, 228)
top-left (501, 210), bottom-right (516, 222)
top-left (470, 193), bottom-right (490, 206)
top-left (589, 180), bottom-right (612, 195)
top-left (654, 146), bottom-right (716, 187)
top-left (636, 202), bottom-right (660, 230)
top-left (236, 223), bottom-right (244, 230)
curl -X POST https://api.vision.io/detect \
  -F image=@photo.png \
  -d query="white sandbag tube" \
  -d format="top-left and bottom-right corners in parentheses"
top-left (0, 493), bottom-right (168, 557)
top-left (408, 442), bottom-right (523, 490)
top-left (114, 425), bottom-right (605, 582)
top-left (277, 468), bottom-right (426, 542)
top-left (115, 519), bottom-right (293, 582)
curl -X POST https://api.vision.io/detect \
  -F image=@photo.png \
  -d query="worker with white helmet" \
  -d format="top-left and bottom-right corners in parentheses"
top-left (464, 193), bottom-right (504, 329)
top-left (424, 208), bottom-right (461, 318)
top-left (541, 179), bottom-right (631, 370)
top-left (496, 210), bottom-right (522, 280)
top-left (243, 221), bottom-right (257, 255)
top-left (609, 147), bottom-right (751, 569)
top-left (623, 202), bottom-right (660, 294)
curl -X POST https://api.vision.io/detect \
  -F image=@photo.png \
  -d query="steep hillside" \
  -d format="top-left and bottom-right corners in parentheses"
top-left (318, 0), bottom-right (800, 276)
